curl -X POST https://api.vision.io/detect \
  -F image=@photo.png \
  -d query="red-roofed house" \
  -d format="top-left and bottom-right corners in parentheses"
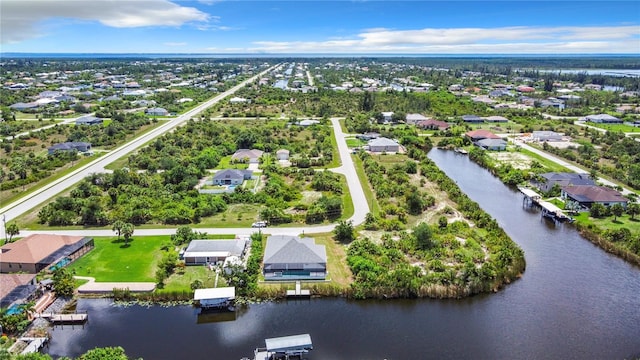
top-left (465, 130), bottom-right (501, 141)
top-left (417, 119), bottom-right (451, 131)
top-left (0, 234), bottom-right (94, 274)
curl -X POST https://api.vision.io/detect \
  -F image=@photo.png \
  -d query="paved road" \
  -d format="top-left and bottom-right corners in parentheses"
top-left (17, 118), bottom-right (370, 238)
top-left (574, 120), bottom-right (640, 142)
top-left (1, 66), bottom-right (278, 237)
top-left (3, 113), bottom-right (93, 141)
top-left (514, 139), bottom-right (635, 195)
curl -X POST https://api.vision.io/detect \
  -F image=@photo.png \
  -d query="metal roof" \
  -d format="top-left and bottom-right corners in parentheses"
top-left (265, 334), bottom-right (312, 352)
top-left (193, 287), bottom-right (235, 301)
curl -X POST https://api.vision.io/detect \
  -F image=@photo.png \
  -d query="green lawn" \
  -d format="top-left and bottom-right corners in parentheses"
top-left (162, 265), bottom-right (221, 292)
top-left (588, 123), bottom-right (640, 133)
top-left (215, 156), bottom-right (249, 170)
top-left (352, 155), bottom-right (380, 216)
top-left (346, 138), bottom-right (366, 148)
top-left (67, 235), bottom-right (167, 282)
top-left (574, 212), bottom-right (640, 233)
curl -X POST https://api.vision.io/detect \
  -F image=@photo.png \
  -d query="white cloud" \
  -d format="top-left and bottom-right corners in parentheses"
top-left (247, 25), bottom-right (640, 53)
top-left (1, 0), bottom-right (210, 44)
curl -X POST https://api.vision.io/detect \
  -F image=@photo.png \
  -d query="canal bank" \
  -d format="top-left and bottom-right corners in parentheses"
top-left (45, 149), bottom-right (640, 360)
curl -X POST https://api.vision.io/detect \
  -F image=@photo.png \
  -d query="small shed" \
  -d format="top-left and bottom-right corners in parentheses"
top-left (193, 287), bottom-right (235, 309)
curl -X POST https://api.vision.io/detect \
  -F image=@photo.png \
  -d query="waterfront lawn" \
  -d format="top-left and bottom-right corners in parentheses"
top-left (67, 236), bottom-right (166, 282)
top-left (574, 212), bottom-right (640, 234)
top-left (161, 265), bottom-right (220, 292)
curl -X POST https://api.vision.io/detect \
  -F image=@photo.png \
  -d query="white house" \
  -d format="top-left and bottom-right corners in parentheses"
top-left (368, 137), bottom-right (400, 153)
top-left (276, 149), bottom-right (290, 161)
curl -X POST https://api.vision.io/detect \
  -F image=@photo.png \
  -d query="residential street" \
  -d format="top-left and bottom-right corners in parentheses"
top-left (12, 118), bottom-right (370, 238)
top-left (515, 140), bottom-right (635, 195)
top-left (0, 66), bottom-right (278, 238)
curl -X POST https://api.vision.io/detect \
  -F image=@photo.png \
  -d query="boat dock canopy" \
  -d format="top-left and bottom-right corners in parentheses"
top-left (265, 334), bottom-right (313, 353)
top-left (193, 287), bottom-right (235, 301)
top-left (538, 200), bottom-right (563, 214)
top-left (519, 187), bottom-right (541, 199)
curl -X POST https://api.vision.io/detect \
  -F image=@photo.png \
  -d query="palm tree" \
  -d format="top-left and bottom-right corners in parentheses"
top-left (122, 223), bottom-right (135, 245)
top-left (112, 220), bottom-right (125, 241)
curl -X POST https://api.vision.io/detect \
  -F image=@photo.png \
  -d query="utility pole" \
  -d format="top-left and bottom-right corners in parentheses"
top-left (2, 214), bottom-right (7, 243)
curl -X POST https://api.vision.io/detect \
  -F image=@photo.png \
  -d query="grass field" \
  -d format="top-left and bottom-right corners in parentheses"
top-left (574, 212), bottom-right (640, 233)
top-left (67, 235), bottom-right (167, 282)
top-left (588, 123), bottom-right (640, 133)
top-left (517, 148), bottom-right (572, 172)
top-left (352, 155), bottom-right (380, 216)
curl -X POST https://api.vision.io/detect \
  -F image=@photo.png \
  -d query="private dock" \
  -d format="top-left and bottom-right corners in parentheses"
top-left (194, 287), bottom-right (235, 309)
top-left (518, 186), bottom-right (573, 223)
top-left (286, 281), bottom-right (310, 298)
top-left (40, 313), bottom-right (88, 324)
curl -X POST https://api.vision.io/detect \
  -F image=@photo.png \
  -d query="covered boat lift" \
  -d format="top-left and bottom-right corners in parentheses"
top-left (193, 287), bottom-right (235, 309)
top-left (254, 334), bottom-right (313, 360)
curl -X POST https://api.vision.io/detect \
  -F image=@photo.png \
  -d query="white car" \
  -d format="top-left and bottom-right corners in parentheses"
top-left (252, 221), bottom-right (267, 228)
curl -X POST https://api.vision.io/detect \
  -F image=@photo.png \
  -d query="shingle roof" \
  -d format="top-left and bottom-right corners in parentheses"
top-left (0, 274), bottom-right (36, 302)
top-left (263, 235), bottom-right (326, 265)
top-left (368, 137), bottom-right (399, 146)
top-left (231, 149), bottom-right (264, 160)
top-left (563, 185), bottom-right (628, 203)
top-left (213, 169), bottom-right (252, 181)
top-left (0, 234), bottom-right (86, 264)
top-left (465, 130), bottom-right (501, 140)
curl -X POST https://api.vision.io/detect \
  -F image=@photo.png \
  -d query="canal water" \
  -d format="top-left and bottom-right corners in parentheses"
top-left (46, 149), bottom-right (640, 360)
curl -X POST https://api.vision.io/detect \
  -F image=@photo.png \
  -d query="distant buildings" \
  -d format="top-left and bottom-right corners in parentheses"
top-left (75, 115), bottom-right (103, 125)
top-left (584, 114), bottom-right (622, 124)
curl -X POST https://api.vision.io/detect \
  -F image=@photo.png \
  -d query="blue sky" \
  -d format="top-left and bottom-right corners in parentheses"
top-left (1, 1), bottom-right (639, 54)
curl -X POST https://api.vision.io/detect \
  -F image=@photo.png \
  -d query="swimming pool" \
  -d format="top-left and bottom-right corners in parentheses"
top-left (48, 257), bottom-right (71, 272)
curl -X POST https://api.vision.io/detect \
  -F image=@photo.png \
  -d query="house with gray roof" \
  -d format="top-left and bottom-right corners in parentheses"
top-left (477, 138), bottom-right (507, 151)
top-left (231, 149), bottom-right (264, 163)
top-left (534, 172), bottom-right (595, 193)
top-left (462, 115), bottom-right (483, 123)
top-left (75, 115), bottom-right (103, 125)
top-left (585, 114), bottom-right (622, 124)
top-left (405, 113), bottom-right (428, 125)
top-left (9, 102), bottom-right (39, 111)
top-left (368, 137), bottom-right (400, 153)
top-left (146, 107), bottom-right (169, 116)
top-left (212, 169), bottom-right (253, 185)
top-left (182, 238), bottom-right (248, 265)
top-left (263, 235), bottom-right (327, 280)
top-left (532, 131), bottom-right (562, 142)
top-left (48, 142), bottom-right (91, 155)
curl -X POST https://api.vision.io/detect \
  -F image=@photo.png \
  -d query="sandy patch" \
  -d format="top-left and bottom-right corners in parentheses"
top-left (487, 152), bottom-right (532, 170)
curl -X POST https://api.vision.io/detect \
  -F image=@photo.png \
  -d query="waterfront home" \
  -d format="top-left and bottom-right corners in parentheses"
top-left (477, 138), bottom-right (507, 151)
top-left (561, 185), bottom-right (628, 209)
top-left (75, 115), bottom-right (103, 125)
top-left (212, 169), bottom-right (253, 185)
top-left (534, 172), bottom-right (595, 193)
top-left (182, 238), bottom-right (248, 266)
top-left (263, 235), bottom-right (326, 280)
top-left (368, 137), bottom-right (400, 153)
top-left (231, 149), bottom-right (264, 163)
top-left (0, 234), bottom-right (94, 274)
top-left (47, 142), bottom-right (91, 155)
top-left (465, 129), bottom-right (501, 141)
top-left (584, 114), bottom-right (622, 124)
top-left (0, 273), bottom-right (38, 308)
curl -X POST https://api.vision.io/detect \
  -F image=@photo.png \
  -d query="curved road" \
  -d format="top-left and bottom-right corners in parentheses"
top-left (1, 66), bottom-right (278, 237)
top-left (14, 118), bottom-right (370, 238)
